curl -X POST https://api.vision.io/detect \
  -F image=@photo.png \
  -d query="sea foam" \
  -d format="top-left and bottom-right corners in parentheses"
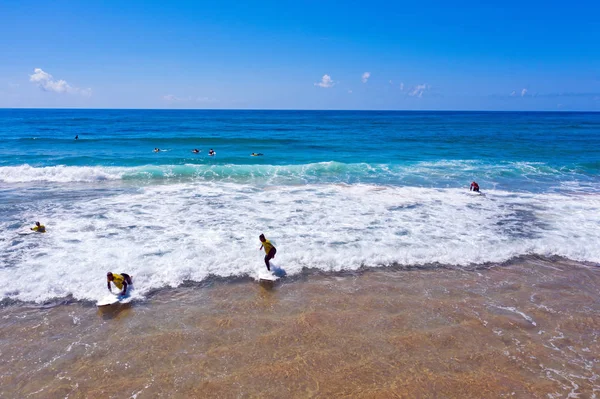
top-left (1, 182), bottom-right (599, 303)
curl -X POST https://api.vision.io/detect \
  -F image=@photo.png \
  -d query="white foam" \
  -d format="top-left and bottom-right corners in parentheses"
top-left (494, 306), bottom-right (537, 326)
top-left (1, 161), bottom-right (596, 189)
top-left (1, 182), bottom-right (600, 303)
top-left (0, 164), bottom-right (124, 183)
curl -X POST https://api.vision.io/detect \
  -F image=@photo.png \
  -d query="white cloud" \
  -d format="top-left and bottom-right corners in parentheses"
top-left (163, 94), bottom-right (182, 102)
top-left (510, 88), bottom-right (529, 97)
top-left (362, 72), bottom-right (371, 83)
top-left (196, 96), bottom-right (218, 103)
top-left (163, 95), bottom-right (218, 103)
top-left (399, 82), bottom-right (404, 91)
top-left (29, 68), bottom-right (91, 96)
top-left (314, 74), bottom-right (334, 88)
top-left (408, 84), bottom-right (429, 98)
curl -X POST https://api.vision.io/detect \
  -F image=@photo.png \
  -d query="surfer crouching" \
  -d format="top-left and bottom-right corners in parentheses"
top-left (30, 221), bottom-right (46, 233)
top-left (107, 272), bottom-right (133, 296)
top-left (259, 234), bottom-right (276, 271)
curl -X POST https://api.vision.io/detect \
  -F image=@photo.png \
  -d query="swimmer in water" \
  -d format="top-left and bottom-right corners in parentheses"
top-left (251, 153), bottom-right (264, 156)
top-left (470, 181), bottom-right (480, 192)
top-left (192, 149), bottom-right (200, 153)
top-left (75, 135), bottom-right (79, 140)
top-left (209, 149), bottom-right (215, 156)
top-left (30, 221), bottom-right (46, 233)
top-left (154, 148), bottom-right (160, 153)
top-left (106, 272), bottom-right (133, 296)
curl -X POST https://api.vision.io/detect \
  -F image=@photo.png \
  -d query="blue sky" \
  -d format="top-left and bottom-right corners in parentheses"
top-left (0, 0), bottom-right (599, 110)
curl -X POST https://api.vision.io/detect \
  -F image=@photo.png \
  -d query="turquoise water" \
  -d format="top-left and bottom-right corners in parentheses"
top-left (1, 109), bottom-right (599, 191)
top-left (1, 109), bottom-right (599, 303)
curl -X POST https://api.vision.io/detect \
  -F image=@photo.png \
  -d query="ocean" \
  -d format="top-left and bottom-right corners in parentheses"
top-left (2, 109), bottom-right (600, 398)
top-left (1, 109), bottom-right (599, 303)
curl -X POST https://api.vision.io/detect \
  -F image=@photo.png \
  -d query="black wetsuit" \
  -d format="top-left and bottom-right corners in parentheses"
top-left (265, 248), bottom-right (276, 271)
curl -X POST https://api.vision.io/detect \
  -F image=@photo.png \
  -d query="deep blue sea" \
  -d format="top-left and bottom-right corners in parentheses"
top-left (1, 109), bottom-right (599, 303)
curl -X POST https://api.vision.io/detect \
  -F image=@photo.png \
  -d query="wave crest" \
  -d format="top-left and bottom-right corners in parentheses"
top-left (0, 161), bottom-right (596, 191)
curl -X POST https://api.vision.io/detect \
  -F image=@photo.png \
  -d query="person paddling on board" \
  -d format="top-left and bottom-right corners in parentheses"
top-left (470, 181), bottom-right (480, 192)
top-left (30, 221), bottom-right (46, 233)
top-left (107, 272), bottom-right (133, 296)
top-left (154, 148), bottom-right (160, 153)
top-left (251, 153), bottom-right (263, 156)
top-left (259, 234), bottom-right (277, 271)
top-left (209, 149), bottom-right (215, 156)
top-left (192, 148), bottom-right (200, 153)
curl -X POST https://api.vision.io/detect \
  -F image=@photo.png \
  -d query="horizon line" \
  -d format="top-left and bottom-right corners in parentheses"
top-left (1, 107), bottom-right (598, 113)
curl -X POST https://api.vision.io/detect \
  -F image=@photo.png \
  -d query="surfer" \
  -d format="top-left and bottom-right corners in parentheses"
top-left (30, 221), bottom-right (46, 233)
top-left (251, 153), bottom-right (263, 156)
top-left (209, 149), bottom-right (215, 156)
top-left (259, 234), bottom-right (277, 271)
top-left (106, 272), bottom-right (133, 296)
top-left (75, 135), bottom-right (79, 140)
top-left (192, 149), bottom-right (200, 153)
top-left (470, 181), bottom-right (480, 192)
top-left (154, 148), bottom-right (160, 153)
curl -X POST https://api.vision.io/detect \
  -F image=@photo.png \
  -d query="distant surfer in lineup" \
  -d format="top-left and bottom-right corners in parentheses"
top-left (470, 181), bottom-right (480, 192)
top-left (75, 135), bottom-right (79, 140)
top-left (107, 272), bottom-right (133, 296)
top-left (209, 149), bottom-right (216, 156)
top-left (251, 153), bottom-right (263, 156)
top-left (154, 148), bottom-right (160, 153)
top-left (259, 234), bottom-right (276, 271)
top-left (192, 149), bottom-right (200, 153)
top-left (30, 221), bottom-right (46, 233)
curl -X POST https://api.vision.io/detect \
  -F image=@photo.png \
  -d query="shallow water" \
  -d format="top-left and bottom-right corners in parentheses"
top-left (1, 258), bottom-right (598, 398)
top-left (2, 181), bottom-right (600, 303)
top-left (1, 110), bottom-right (600, 304)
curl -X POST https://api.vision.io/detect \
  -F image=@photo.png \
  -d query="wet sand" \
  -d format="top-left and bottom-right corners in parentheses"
top-left (1, 257), bottom-right (599, 398)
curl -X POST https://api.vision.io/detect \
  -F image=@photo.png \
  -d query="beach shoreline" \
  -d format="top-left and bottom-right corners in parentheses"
top-left (2, 257), bottom-right (598, 398)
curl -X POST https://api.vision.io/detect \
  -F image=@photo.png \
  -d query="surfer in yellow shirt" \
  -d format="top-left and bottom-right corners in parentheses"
top-left (30, 222), bottom-right (46, 233)
top-left (107, 272), bottom-right (133, 296)
top-left (259, 234), bottom-right (277, 271)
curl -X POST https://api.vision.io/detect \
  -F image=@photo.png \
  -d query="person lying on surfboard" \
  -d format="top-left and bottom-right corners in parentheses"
top-left (30, 221), bottom-right (46, 233)
top-left (259, 234), bottom-right (277, 271)
top-left (107, 272), bottom-right (133, 296)
top-left (470, 181), bottom-right (480, 192)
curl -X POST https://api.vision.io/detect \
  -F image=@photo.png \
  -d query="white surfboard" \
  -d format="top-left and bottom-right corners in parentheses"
top-left (257, 269), bottom-right (277, 282)
top-left (18, 227), bottom-right (46, 235)
top-left (96, 292), bottom-right (134, 307)
top-left (96, 293), bottom-right (119, 307)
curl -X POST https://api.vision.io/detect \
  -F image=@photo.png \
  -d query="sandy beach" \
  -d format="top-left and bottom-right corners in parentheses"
top-left (1, 256), bottom-right (598, 398)
top-left (3, 0), bottom-right (600, 396)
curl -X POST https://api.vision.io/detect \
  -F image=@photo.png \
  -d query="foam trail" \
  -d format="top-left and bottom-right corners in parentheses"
top-left (1, 183), bottom-right (599, 303)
